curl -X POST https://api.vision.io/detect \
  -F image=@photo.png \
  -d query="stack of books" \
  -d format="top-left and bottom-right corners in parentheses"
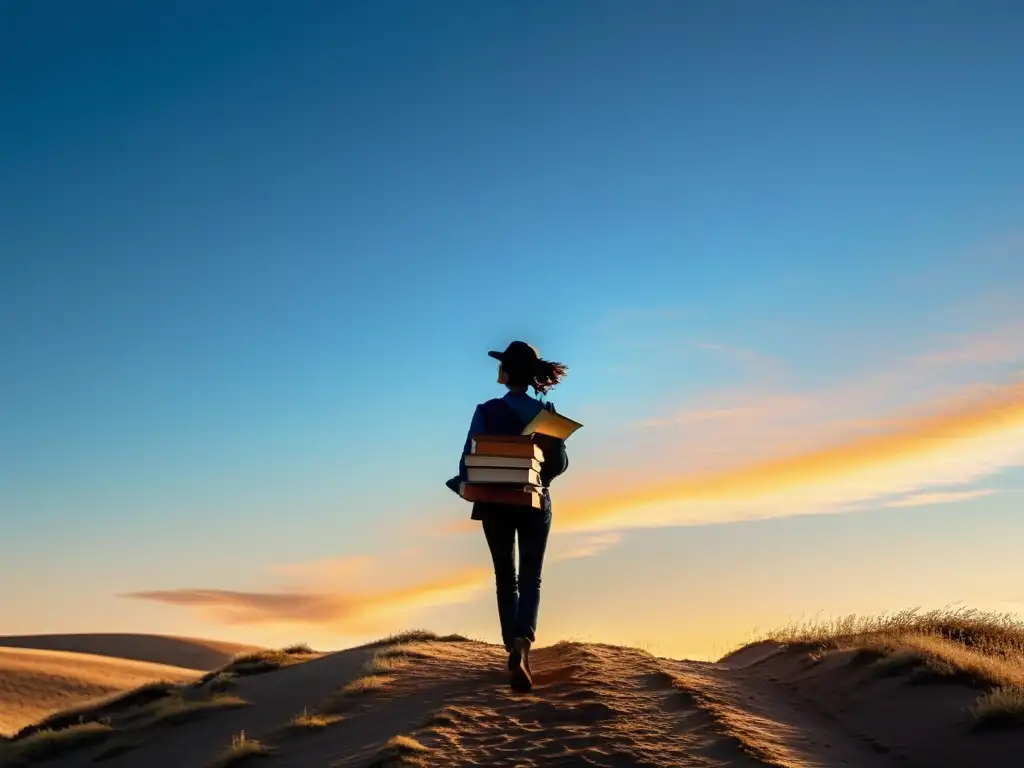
top-left (459, 435), bottom-right (545, 508)
top-left (456, 407), bottom-right (584, 509)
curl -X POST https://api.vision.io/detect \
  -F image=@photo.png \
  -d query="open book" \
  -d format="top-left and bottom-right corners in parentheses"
top-left (521, 407), bottom-right (583, 440)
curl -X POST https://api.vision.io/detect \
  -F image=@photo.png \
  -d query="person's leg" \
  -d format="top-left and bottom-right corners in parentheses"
top-left (507, 507), bottom-right (552, 692)
top-left (513, 509), bottom-right (552, 644)
top-left (481, 517), bottom-right (518, 653)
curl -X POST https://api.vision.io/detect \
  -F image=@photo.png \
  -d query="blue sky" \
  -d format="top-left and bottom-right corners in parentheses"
top-left (2, 1), bottom-right (1024, 657)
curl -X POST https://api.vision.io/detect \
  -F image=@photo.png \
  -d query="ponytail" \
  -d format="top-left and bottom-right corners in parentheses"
top-left (531, 359), bottom-right (568, 395)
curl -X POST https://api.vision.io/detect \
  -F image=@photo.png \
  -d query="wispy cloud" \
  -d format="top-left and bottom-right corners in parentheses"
top-left (124, 567), bottom-right (491, 632)
top-left (884, 489), bottom-right (997, 509)
top-left (557, 380), bottom-right (1024, 533)
top-left (125, 535), bottom-right (623, 631)
top-left (913, 327), bottom-right (1024, 366)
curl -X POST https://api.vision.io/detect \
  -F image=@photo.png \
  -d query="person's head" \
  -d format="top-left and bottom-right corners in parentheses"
top-left (488, 341), bottom-right (568, 395)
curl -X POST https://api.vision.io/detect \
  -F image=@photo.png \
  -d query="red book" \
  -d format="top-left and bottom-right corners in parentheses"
top-left (459, 482), bottom-right (542, 509)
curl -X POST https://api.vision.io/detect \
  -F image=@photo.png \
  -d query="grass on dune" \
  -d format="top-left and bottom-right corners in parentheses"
top-left (363, 647), bottom-right (414, 676)
top-left (319, 646), bottom-right (420, 715)
top-left (206, 729), bottom-right (271, 767)
top-left (365, 630), bottom-right (471, 648)
top-left (287, 706), bottom-right (343, 730)
top-left (972, 686), bottom-right (1024, 730)
top-left (367, 735), bottom-right (431, 767)
top-left (194, 645), bottom-right (324, 689)
top-left (280, 642), bottom-right (318, 655)
top-left (746, 606), bottom-right (1024, 727)
top-left (758, 606), bottom-right (1024, 657)
top-left (752, 606), bottom-right (1024, 687)
top-left (11, 680), bottom-right (178, 740)
top-left (0, 722), bottom-right (115, 766)
top-left (148, 693), bottom-right (249, 726)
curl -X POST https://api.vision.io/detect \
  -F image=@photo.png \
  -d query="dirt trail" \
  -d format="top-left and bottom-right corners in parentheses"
top-left (266, 641), bottom-right (896, 767)
top-left (11, 638), bottom-right (1017, 767)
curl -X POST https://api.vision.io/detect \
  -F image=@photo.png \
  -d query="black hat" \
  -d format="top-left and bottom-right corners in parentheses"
top-left (488, 340), bottom-right (540, 370)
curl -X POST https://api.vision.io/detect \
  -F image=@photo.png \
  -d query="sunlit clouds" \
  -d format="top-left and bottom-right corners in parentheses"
top-left (124, 568), bottom-right (492, 633)
top-left (124, 326), bottom-right (1024, 641)
top-left (124, 533), bottom-right (625, 631)
top-left (557, 381), bottom-right (1024, 533)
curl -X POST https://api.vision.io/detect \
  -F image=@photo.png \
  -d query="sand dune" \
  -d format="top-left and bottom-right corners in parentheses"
top-left (0, 634), bottom-right (259, 672)
top-left (4, 628), bottom-right (1021, 767)
top-left (0, 647), bottom-right (201, 738)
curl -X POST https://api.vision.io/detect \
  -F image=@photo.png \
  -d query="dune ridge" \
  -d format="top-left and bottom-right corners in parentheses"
top-left (5, 612), bottom-right (1024, 766)
top-left (0, 634), bottom-right (262, 739)
top-left (0, 647), bottom-right (200, 738)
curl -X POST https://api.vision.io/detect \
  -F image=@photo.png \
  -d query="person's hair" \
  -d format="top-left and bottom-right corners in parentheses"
top-left (505, 357), bottom-right (568, 395)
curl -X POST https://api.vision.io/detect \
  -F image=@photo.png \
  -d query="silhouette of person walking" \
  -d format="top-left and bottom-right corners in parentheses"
top-left (447, 341), bottom-right (569, 692)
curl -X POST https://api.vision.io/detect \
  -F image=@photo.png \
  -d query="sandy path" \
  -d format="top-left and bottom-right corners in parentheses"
top-left (266, 641), bottom-right (896, 767)
top-left (21, 638), bottom-right (1008, 767)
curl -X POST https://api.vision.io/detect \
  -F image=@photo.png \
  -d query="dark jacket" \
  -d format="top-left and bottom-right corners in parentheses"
top-left (447, 391), bottom-right (568, 519)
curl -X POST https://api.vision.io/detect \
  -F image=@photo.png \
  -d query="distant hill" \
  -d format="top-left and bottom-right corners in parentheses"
top-left (0, 633), bottom-right (259, 672)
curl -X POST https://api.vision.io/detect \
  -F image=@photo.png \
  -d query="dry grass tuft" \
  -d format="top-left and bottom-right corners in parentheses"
top-left (206, 730), bottom-right (270, 767)
top-left (367, 630), bottom-right (470, 647)
top-left (425, 705), bottom-right (474, 729)
top-left (373, 644), bottom-right (422, 660)
top-left (367, 735), bottom-right (431, 767)
top-left (971, 686), bottom-right (1024, 730)
top-left (742, 606), bottom-right (1024, 729)
top-left (321, 673), bottom-right (395, 715)
top-left (195, 646), bottom-right (322, 688)
top-left (12, 680), bottom-right (178, 740)
top-left (287, 706), bottom-right (343, 730)
top-left (281, 642), bottom-right (318, 655)
top-left (148, 694), bottom-right (249, 726)
top-left (0, 722), bottom-right (115, 766)
top-left (759, 606), bottom-right (1024, 657)
top-left (749, 606), bottom-right (1024, 690)
top-left (364, 649), bottom-right (412, 676)
top-left (200, 671), bottom-right (238, 693)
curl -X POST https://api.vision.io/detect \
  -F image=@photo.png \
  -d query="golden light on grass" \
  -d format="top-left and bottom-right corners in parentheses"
top-left (972, 686), bottom-right (1024, 729)
top-left (745, 606), bottom-right (1024, 729)
top-left (149, 694), bottom-right (248, 727)
top-left (368, 735), bottom-right (431, 768)
top-left (364, 649), bottom-right (411, 676)
top-left (12, 680), bottom-right (178, 740)
top-left (287, 706), bottom-right (342, 730)
top-left (0, 722), bottom-right (114, 766)
top-left (207, 729), bottom-right (270, 767)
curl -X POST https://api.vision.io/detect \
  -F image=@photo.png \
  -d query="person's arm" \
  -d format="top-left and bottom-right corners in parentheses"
top-left (459, 404), bottom-right (486, 481)
top-left (447, 404), bottom-right (485, 494)
top-left (538, 401), bottom-right (568, 484)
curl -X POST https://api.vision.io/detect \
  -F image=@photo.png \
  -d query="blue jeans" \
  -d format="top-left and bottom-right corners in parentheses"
top-left (482, 508), bottom-right (551, 652)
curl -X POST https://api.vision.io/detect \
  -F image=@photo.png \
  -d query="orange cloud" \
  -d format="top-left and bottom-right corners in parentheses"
top-left (124, 567), bottom-right (490, 632)
top-left (556, 381), bottom-right (1024, 533)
